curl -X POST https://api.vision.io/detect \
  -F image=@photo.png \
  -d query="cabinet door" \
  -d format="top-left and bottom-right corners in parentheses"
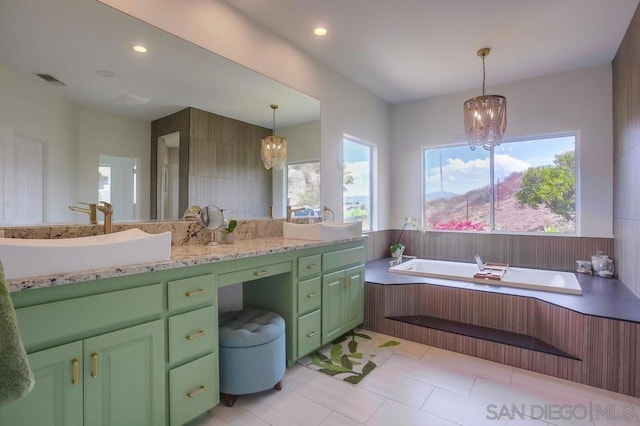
top-left (0, 341), bottom-right (83, 426)
top-left (345, 265), bottom-right (365, 330)
top-left (322, 270), bottom-right (345, 345)
top-left (84, 320), bottom-right (165, 426)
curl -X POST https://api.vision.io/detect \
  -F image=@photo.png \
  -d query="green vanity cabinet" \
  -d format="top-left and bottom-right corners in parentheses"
top-left (4, 238), bottom-right (365, 425)
top-left (0, 342), bottom-right (83, 426)
top-left (321, 249), bottom-right (365, 346)
top-left (0, 320), bottom-right (164, 426)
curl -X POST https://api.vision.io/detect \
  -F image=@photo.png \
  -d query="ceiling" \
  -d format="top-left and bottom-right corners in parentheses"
top-left (225, 0), bottom-right (639, 103)
top-left (0, 0), bottom-right (319, 127)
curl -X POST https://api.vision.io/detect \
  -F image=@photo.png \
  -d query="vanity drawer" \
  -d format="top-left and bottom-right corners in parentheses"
top-left (322, 246), bottom-right (365, 271)
top-left (168, 306), bottom-right (217, 365)
top-left (298, 277), bottom-right (321, 314)
top-left (169, 352), bottom-right (219, 426)
top-left (298, 254), bottom-right (321, 279)
top-left (15, 284), bottom-right (162, 351)
top-left (297, 309), bottom-right (321, 357)
top-left (167, 274), bottom-right (215, 312)
top-left (217, 261), bottom-right (291, 287)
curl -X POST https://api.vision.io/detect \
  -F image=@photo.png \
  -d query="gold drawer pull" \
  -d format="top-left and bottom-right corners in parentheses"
top-left (253, 270), bottom-right (268, 277)
top-left (306, 292), bottom-right (319, 298)
top-left (186, 330), bottom-right (206, 341)
top-left (306, 331), bottom-right (318, 337)
top-left (306, 263), bottom-right (319, 269)
top-left (187, 385), bottom-right (206, 398)
top-left (345, 276), bottom-right (352, 287)
top-left (91, 353), bottom-right (99, 378)
top-left (71, 358), bottom-right (79, 386)
top-left (185, 289), bottom-right (205, 297)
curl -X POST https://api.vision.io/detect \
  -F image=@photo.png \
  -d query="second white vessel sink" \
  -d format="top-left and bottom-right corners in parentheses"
top-left (0, 229), bottom-right (172, 280)
top-left (283, 221), bottom-right (362, 241)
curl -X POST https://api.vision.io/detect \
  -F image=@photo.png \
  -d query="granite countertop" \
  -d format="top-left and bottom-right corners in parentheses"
top-left (7, 237), bottom-right (364, 293)
top-left (366, 258), bottom-right (640, 324)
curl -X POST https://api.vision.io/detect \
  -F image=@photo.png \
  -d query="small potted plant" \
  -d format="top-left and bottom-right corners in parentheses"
top-left (391, 217), bottom-right (425, 258)
top-left (220, 219), bottom-right (237, 244)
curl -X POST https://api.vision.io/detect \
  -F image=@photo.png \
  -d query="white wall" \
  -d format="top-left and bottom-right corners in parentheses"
top-left (0, 63), bottom-right (151, 223)
top-left (76, 107), bottom-right (150, 220)
top-left (390, 65), bottom-right (613, 237)
top-left (0, 63), bottom-right (78, 222)
top-left (98, 0), bottom-right (392, 230)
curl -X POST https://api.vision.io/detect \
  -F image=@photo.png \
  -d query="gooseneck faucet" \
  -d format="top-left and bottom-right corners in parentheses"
top-left (96, 201), bottom-right (113, 234)
top-left (68, 202), bottom-right (98, 224)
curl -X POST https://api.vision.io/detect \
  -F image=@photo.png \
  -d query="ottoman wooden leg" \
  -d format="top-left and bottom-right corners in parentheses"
top-left (221, 393), bottom-right (237, 407)
top-left (273, 380), bottom-right (283, 391)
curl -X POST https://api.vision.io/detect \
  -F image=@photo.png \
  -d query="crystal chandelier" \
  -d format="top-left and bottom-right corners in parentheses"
top-left (463, 48), bottom-right (507, 150)
top-left (261, 104), bottom-right (287, 170)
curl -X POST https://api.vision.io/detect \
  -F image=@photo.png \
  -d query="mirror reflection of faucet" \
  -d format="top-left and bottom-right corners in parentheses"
top-left (323, 206), bottom-right (335, 221)
top-left (286, 205), bottom-right (305, 222)
top-left (68, 202), bottom-right (98, 224)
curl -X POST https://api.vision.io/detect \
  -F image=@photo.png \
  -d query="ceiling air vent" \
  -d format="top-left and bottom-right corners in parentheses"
top-left (35, 73), bottom-right (65, 86)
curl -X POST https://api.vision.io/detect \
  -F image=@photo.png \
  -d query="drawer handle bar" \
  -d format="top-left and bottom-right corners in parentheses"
top-left (306, 331), bottom-right (318, 337)
top-left (185, 289), bottom-right (206, 297)
top-left (91, 353), bottom-right (99, 378)
top-left (306, 292), bottom-right (319, 298)
top-left (71, 358), bottom-right (80, 386)
top-left (186, 330), bottom-right (206, 341)
top-left (253, 270), bottom-right (268, 277)
top-left (306, 264), bottom-right (319, 269)
top-left (187, 385), bottom-right (206, 398)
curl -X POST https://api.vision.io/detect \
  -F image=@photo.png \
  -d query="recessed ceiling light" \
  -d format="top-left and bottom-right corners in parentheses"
top-left (133, 45), bottom-right (147, 53)
top-left (313, 27), bottom-right (328, 37)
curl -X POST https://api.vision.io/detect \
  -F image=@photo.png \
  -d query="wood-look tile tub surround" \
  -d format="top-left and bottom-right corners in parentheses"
top-left (372, 229), bottom-right (614, 271)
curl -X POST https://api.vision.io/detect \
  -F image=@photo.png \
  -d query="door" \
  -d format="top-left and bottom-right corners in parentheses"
top-left (345, 265), bottom-right (365, 330)
top-left (0, 341), bottom-right (83, 426)
top-left (84, 320), bottom-right (165, 426)
top-left (322, 270), bottom-right (345, 345)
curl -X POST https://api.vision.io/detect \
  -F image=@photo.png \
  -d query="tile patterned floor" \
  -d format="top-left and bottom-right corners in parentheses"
top-left (191, 331), bottom-right (640, 426)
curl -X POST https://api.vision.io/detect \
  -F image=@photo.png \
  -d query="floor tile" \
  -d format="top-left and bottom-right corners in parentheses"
top-left (288, 368), bottom-right (386, 423)
top-left (190, 405), bottom-right (268, 426)
top-left (422, 387), bottom-right (551, 425)
top-left (421, 346), bottom-right (514, 384)
top-left (320, 412), bottom-right (366, 426)
top-left (234, 388), bottom-right (331, 426)
top-left (358, 358), bottom-right (435, 408)
top-left (385, 353), bottom-right (476, 395)
top-left (366, 399), bottom-right (459, 426)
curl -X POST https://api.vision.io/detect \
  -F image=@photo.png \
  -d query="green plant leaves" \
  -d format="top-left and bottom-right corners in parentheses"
top-left (378, 340), bottom-right (400, 348)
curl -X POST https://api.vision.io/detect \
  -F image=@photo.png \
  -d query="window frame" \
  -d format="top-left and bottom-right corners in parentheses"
top-left (421, 132), bottom-right (579, 235)
top-left (342, 135), bottom-right (376, 232)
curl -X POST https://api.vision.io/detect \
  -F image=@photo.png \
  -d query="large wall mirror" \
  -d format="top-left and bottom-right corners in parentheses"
top-left (0, 0), bottom-right (320, 225)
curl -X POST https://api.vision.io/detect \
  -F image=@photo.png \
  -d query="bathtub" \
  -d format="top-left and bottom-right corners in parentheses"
top-left (389, 258), bottom-right (582, 295)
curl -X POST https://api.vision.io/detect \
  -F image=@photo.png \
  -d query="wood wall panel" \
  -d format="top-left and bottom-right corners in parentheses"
top-left (363, 282), bottom-right (640, 397)
top-left (364, 230), bottom-right (613, 273)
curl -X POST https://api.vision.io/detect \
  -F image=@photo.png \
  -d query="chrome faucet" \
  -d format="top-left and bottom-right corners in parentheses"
top-left (96, 201), bottom-right (113, 234)
top-left (286, 205), bottom-right (304, 222)
top-left (68, 202), bottom-right (97, 224)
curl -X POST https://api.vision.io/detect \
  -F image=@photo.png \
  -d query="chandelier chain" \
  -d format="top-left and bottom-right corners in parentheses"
top-left (481, 52), bottom-right (486, 96)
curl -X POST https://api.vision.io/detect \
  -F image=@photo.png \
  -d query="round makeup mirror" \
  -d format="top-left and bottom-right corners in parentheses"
top-left (199, 205), bottom-right (225, 245)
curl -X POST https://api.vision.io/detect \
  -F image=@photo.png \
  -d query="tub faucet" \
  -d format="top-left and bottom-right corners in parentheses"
top-left (96, 201), bottom-right (113, 234)
top-left (68, 202), bottom-right (97, 224)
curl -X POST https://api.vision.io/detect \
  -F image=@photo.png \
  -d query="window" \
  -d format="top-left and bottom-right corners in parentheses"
top-left (343, 137), bottom-right (373, 231)
top-left (287, 161), bottom-right (320, 217)
top-left (423, 135), bottom-right (576, 233)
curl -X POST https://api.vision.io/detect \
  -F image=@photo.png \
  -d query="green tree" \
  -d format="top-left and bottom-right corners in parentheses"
top-left (343, 166), bottom-right (354, 192)
top-left (516, 151), bottom-right (575, 220)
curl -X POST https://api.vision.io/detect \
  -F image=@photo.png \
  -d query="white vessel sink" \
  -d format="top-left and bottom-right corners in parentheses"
top-left (283, 221), bottom-right (362, 241)
top-left (0, 229), bottom-right (172, 280)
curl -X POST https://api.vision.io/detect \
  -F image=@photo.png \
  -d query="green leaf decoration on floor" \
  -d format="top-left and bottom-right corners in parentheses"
top-left (301, 329), bottom-right (401, 384)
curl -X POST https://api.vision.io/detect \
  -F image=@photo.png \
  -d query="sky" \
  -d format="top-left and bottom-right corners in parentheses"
top-left (424, 136), bottom-right (575, 195)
